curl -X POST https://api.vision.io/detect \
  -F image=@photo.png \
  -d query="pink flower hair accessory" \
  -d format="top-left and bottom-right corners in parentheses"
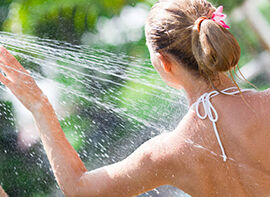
top-left (196, 5), bottom-right (230, 32)
top-left (211, 6), bottom-right (230, 29)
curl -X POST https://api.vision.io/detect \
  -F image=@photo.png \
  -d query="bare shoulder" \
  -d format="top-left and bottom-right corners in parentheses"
top-left (261, 88), bottom-right (270, 103)
top-left (249, 88), bottom-right (270, 100)
top-left (121, 131), bottom-right (178, 168)
top-left (254, 88), bottom-right (270, 121)
top-left (232, 88), bottom-right (270, 117)
top-left (126, 130), bottom-right (189, 175)
top-left (76, 130), bottom-right (191, 197)
top-left (248, 88), bottom-right (270, 113)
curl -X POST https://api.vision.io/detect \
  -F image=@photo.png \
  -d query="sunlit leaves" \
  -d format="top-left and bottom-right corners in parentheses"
top-left (209, 0), bottom-right (245, 12)
top-left (3, 0), bottom-right (143, 43)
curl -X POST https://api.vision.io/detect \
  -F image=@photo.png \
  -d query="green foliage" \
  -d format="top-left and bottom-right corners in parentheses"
top-left (60, 115), bottom-right (90, 151)
top-left (3, 0), bottom-right (145, 43)
top-left (230, 20), bottom-right (264, 67)
top-left (0, 101), bottom-right (54, 197)
top-left (117, 70), bottom-right (169, 122)
top-left (0, 0), bottom-right (12, 27)
top-left (209, 0), bottom-right (245, 12)
top-left (259, 0), bottom-right (270, 24)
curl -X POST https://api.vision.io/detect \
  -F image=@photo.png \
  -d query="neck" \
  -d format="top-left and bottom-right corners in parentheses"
top-left (182, 73), bottom-right (236, 106)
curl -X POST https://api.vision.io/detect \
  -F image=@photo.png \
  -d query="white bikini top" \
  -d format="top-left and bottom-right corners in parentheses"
top-left (191, 87), bottom-right (252, 162)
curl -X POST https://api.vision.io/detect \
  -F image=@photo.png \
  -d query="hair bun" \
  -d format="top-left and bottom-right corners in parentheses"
top-left (191, 19), bottom-right (240, 78)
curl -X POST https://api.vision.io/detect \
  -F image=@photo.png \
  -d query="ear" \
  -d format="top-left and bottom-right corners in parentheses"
top-left (157, 52), bottom-right (172, 73)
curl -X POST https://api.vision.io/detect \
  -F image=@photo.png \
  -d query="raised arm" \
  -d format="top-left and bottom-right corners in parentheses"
top-left (0, 46), bottom-right (176, 196)
top-left (33, 101), bottom-right (175, 196)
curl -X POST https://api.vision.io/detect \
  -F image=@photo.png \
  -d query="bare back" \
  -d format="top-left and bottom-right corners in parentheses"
top-left (166, 89), bottom-right (270, 197)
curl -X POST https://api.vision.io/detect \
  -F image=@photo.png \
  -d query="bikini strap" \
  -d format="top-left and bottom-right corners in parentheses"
top-left (191, 87), bottom-right (251, 162)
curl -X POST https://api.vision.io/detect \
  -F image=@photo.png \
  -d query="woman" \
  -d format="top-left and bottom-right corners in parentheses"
top-left (1, 0), bottom-right (270, 196)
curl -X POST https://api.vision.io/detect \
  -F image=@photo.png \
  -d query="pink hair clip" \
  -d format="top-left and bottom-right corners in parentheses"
top-left (211, 6), bottom-right (230, 29)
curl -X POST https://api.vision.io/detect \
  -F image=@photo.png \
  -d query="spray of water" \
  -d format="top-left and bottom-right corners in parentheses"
top-left (0, 31), bottom-right (191, 196)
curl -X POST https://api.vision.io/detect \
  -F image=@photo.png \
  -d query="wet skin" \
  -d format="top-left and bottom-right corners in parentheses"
top-left (1, 46), bottom-right (270, 196)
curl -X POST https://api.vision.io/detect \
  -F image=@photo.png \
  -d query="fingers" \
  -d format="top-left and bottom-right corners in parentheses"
top-left (0, 46), bottom-right (27, 71)
top-left (0, 72), bottom-right (11, 87)
top-left (0, 46), bottom-right (28, 80)
top-left (0, 47), bottom-right (16, 78)
top-left (0, 46), bottom-right (21, 69)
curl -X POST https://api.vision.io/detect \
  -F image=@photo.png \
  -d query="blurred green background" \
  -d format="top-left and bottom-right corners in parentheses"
top-left (0, 0), bottom-right (270, 196)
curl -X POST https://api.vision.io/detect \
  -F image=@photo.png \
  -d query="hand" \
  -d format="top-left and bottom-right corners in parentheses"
top-left (0, 46), bottom-right (46, 112)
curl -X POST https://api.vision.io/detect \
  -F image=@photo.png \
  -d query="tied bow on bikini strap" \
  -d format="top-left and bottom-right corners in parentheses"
top-left (192, 87), bottom-right (250, 162)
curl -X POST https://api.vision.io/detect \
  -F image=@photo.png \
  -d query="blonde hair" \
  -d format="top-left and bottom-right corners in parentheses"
top-left (145, 0), bottom-right (241, 89)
